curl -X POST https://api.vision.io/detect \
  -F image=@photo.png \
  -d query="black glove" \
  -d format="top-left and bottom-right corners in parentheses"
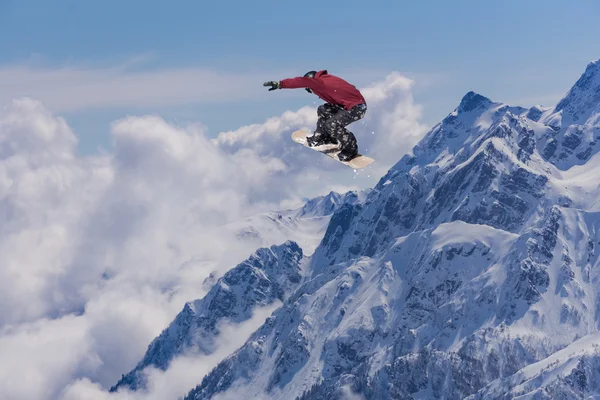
top-left (263, 81), bottom-right (281, 91)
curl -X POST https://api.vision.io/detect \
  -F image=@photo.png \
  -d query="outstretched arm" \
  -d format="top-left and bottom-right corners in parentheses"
top-left (263, 77), bottom-right (324, 91)
top-left (280, 77), bottom-right (324, 91)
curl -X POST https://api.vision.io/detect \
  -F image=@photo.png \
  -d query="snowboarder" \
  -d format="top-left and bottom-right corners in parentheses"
top-left (263, 70), bottom-right (367, 161)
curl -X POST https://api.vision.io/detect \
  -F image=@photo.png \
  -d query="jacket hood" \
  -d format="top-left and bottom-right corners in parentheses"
top-left (315, 70), bottom-right (328, 78)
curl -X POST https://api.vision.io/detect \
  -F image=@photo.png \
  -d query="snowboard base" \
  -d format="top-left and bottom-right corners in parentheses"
top-left (291, 130), bottom-right (374, 170)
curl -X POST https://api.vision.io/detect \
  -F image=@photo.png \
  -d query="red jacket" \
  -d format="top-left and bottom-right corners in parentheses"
top-left (280, 70), bottom-right (366, 110)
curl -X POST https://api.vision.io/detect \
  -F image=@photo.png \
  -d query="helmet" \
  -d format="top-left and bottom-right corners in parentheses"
top-left (304, 70), bottom-right (317, 93)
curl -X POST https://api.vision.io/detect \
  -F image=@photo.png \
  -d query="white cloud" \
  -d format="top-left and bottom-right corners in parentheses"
top-left (0, 315), bottom-right (96, 400)
top-left (0, 98), bottom-right (279, 400)
top-left (0, 70), bottom-right (428, 400)
top-left (0, 98), bottom-right (113, 325)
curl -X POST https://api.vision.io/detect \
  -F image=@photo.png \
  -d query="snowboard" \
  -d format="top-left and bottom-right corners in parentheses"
top-left (291, 130), bottom-right (375, 169)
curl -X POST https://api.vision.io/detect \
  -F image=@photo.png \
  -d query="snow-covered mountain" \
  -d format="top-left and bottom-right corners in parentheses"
top-left (222, 190), bottom-right (368, 257)
top-left (111, 240), bottom-right (303, 392)
top-left (110, 190), bottom-right (364, 393)
top-left (118, 58), bottom-right (600, 400)
top-left (467, 332), bottom-right (600, 399)
top-left (538, 60), bottom-right (600, 169)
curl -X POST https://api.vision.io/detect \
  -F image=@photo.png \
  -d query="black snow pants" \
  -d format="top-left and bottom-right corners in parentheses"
top-left (316, 103), bottom-right (367, 156)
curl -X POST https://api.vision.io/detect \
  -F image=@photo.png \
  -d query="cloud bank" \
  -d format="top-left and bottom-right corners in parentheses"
top-left (0, 71), bottom-right (428, 400)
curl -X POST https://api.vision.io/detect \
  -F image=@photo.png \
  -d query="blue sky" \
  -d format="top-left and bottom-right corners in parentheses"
top-left (1, 0), bottom-right (600, 154)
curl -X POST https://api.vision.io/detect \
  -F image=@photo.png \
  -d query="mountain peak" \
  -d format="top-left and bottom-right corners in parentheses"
top-left (582, 58), bottom-right (600, 79)
top-left (458, 91), bottom-right (493, 113)
top-left (296, 191), bottom-right (342, 218)
top-left (554, 58), bottom-right (600, 119)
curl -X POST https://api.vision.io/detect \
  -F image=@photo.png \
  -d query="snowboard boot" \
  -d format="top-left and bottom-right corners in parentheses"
top-left (337, 140), bottom-right (358, 162)
top-left (307, 132), bottom-right (339, 148)
top-left (338, 149), bottom-right (358, 162)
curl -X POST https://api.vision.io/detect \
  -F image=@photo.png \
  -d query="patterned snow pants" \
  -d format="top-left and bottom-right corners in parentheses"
top-left (316, 103), bottom-right (367, 155)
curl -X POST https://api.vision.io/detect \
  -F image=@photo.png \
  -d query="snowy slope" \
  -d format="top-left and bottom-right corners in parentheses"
top-left (538, 59), bottom-right (600, 169)
top-left (468, 333), bottom-right (600, 399)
